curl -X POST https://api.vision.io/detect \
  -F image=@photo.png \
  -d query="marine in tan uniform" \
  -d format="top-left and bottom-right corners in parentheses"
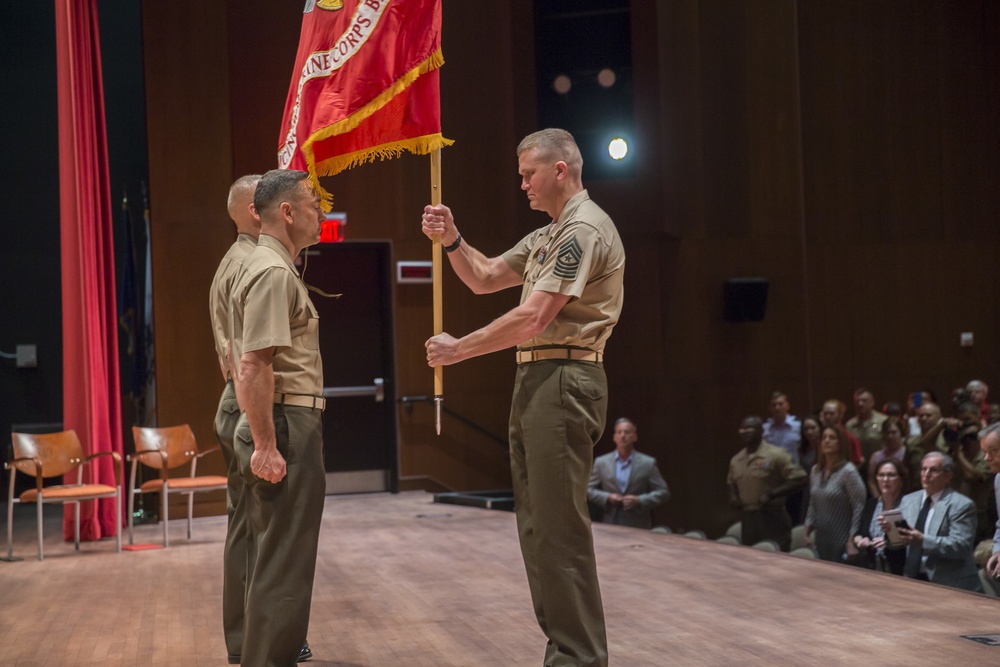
top-left (208, 174), bottom-right (260, 662)
top-left (728, 416), bottom-right (807, 552)
top-left (421, 128), bottom-right (624, 667)
top-left (229, 169), bottom-right (326, 667)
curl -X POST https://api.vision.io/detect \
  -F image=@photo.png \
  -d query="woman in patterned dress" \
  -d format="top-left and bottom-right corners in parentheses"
top-left (805, 425), bottom-right (867, 562)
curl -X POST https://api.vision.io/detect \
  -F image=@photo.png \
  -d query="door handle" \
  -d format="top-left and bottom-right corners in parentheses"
top-left (322, 378), bottom-right (385, 403)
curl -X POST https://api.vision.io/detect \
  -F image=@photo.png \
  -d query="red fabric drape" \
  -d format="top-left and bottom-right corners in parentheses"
top-left (56, 0), bottom-right (124, 541)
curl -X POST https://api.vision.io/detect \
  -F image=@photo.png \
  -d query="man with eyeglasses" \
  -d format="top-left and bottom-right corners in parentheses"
top-left (883, 451), bottom-right (983, 591)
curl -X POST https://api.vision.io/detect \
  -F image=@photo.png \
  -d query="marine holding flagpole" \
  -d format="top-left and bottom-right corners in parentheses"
top-left (421, 128), bottom-right (625, 667)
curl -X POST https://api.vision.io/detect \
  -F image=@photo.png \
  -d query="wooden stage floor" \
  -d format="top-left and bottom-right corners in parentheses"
top-left (1, 491), bottom-right (998, 666)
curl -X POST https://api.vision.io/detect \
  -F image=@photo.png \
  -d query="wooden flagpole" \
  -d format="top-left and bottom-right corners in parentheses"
top-left (431, 149), bottom-right (443, 434)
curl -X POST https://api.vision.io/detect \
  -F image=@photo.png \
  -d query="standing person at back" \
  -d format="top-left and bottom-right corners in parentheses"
top-left (846, 388), bottom-right (888, 468)
top-left (588, 418), bottom-right (669, 529)
top-left (421, 128), bottom-right (624, 667)
top-left (229, 169), bottom-right (327, 667)
top-left (762, 392), bottom-right (801, 463)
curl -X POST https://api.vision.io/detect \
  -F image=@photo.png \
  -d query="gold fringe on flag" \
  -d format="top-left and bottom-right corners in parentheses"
top-left (302, 48), bottom-right (455, 209)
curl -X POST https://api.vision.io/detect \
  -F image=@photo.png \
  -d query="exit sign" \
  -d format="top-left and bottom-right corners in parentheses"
top-left (320, 212), bottom-right (346, 243)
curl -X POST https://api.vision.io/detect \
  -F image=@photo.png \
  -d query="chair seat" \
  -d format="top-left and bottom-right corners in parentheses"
top-left (139, 476), bottom-right (227, 492)
top-left (19, 484), bottom-right (118, 503)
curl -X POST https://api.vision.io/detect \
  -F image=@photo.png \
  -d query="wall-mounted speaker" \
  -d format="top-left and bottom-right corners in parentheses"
top-left (723, 278), bottom-right (768, 322)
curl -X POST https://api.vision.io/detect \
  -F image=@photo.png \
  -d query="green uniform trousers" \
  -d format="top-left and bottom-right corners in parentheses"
top-left (509, 360), bottom-right (609, 667)
top-left (214, 380), bottom-right (247, 657)
top-left (234, 405), bottom-right (325, 667)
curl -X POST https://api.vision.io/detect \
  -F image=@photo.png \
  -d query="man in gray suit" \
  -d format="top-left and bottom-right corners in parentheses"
top-left (886, 451), bottom-right (983, 592)
top-left (588, 418), bottom-right (669, 529)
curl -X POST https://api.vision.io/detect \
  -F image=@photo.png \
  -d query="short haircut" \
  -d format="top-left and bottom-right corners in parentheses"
top-left (967, 379), bottom-right (988, 393)
top-left (923, 451), bottom-right (955, 474)
top-left (227, 174), bottom-right (261, 209)
top-left (979, 422), bottom-right (1000, 441)
top-left (254, 169), bottom-right (309, 214)
top-left (771, 391), bottom-right (787, 401)
top-left (615, 417), bottom-right (636, 430)
top-left (516, 128), bottom-right (583, 174)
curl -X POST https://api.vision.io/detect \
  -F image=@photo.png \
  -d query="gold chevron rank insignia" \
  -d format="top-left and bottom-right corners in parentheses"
top-left (554, 236), bottom-right (582, 280)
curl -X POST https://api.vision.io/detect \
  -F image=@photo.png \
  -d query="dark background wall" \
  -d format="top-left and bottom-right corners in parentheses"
top-left (2, 0), bottom-right (997, 535)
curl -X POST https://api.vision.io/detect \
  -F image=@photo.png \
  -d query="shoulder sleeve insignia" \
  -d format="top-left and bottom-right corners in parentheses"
top-left (553, 235), bottom-right (583, 279)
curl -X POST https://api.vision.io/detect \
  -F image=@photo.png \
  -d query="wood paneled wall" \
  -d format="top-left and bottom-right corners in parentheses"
top-left (142, 0), bottom-right (1000, 533)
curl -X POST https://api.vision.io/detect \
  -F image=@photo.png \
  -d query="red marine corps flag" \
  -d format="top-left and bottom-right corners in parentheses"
top-left (278, 0), bottom-right (452, 207)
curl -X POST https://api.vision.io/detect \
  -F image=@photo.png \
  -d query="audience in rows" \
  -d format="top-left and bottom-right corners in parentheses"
top-left (726, 382), bottom-right (1000, 594)
top-left (591, 381), bottom-right (1000, 597)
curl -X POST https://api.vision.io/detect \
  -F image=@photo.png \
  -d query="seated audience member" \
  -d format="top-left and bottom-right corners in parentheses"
top-left (986, 404), bottom-right (1000, 426)
top-left (727, 416), bottom-right (807, 551)
top-left (762, 391), bottom-right (802, 463)
top-left (588, 418), bottom-right (670, 529)
top-left (805, 425), bottom-right (867, 562)
top-left (881, 451), bottom-right (983, 592)
top-left (846, 388), bottom-right (888, 467)
top-left (866, 417), bottom-right (907, 498)
top-left (787, 415), bottom-right (822, 524)
top-left (819, 399), bottom-right (863, 466)
top-left (851, 459), bottom-right (908, 575)
top-left (979, 424), bottom-right (1000, 592)
top-left (947, 424), bottom-right (994, 543)
top-left (966, 379), bottom-right (989, 424)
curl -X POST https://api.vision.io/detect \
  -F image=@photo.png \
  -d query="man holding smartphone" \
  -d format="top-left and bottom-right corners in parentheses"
top-left (882, 451), bottom-right (983, 591)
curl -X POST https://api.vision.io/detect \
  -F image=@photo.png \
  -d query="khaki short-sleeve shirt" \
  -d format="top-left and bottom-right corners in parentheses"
top-left (728, 441), bottom-right (807, 511)
top-left (501, 190), bottom-right (625, 351)
top-left (209, 233), bottom-right (257, 376)
top-left (230, 234), bottom-right (323, 396)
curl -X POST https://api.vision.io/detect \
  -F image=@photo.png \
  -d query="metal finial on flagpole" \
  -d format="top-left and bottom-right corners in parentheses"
top-left (431, 149), bottom-right (444, 435)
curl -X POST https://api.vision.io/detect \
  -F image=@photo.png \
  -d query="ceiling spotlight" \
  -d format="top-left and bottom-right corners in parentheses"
top-left (608, 137), bottom-right (628, 161)
top-left (597, 68), bottom-right (617, 88)
top-left (553, 74), bottom-right (572, 95)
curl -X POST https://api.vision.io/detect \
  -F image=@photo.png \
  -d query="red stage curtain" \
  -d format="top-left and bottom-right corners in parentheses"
top-left (56, 0), bottom-right (124, 541)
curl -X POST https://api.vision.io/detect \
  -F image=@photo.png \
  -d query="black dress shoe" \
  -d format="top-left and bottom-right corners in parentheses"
top-left (298, 641), bottom-right (313, 662)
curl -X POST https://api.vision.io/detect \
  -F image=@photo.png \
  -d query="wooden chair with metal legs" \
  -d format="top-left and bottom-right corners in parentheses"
top-left (5, 430), bottom-right (122, 561)
top-left (128, 425), bottom-right (227, 547)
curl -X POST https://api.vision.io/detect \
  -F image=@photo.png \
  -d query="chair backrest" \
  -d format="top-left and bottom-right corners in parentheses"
top-left (790, 524), bottom-right (806, 551)
top-left (715, 535), bottom-right (740, 546)
top-left (790, 546), bottom-right (818, 559)
top-left (132, 425), bottom-right (198, 470)
top-left (726, 521), bottom-right (742, 540)
top-left (10, 430), bottom-right (85, 478)
top-left (752, 540), bottom-right (779, 552)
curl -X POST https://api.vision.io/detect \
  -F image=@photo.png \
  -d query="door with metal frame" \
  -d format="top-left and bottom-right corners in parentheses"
top-left (304, 240), bottom-right (398, 494)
